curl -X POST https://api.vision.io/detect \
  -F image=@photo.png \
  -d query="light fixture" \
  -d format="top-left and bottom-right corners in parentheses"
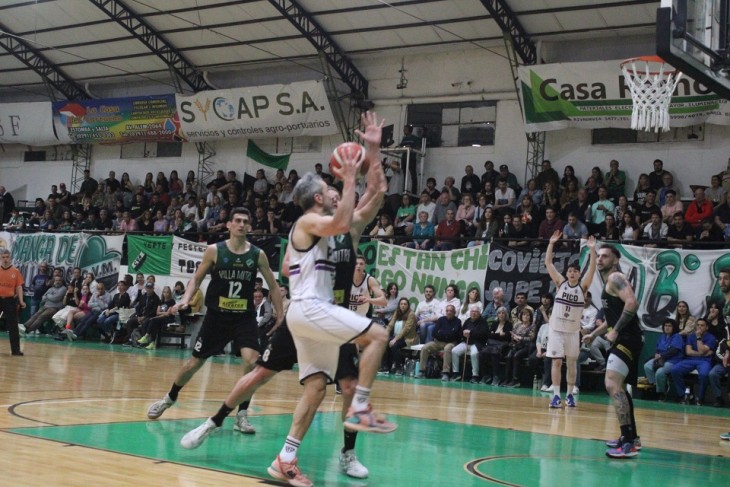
top-left (397, 58), bottom-right (408, 90)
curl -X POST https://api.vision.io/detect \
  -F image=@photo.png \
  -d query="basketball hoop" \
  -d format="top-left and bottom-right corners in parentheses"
top-left (621, 55), bottom-right (682, 133)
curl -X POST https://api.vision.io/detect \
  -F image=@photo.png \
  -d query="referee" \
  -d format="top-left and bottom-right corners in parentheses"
top-left (0, 248), bottom-right (26, 356)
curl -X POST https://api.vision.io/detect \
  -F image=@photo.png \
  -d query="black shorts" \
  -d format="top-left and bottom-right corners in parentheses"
top-left (256, 320), bottom-right (298, 372)
top-left (335, 343), bottom-right (359, 381)
top-left (192, 310), bottom-right (258, 359)
top-left (609, 336), bottom-right (644, 386)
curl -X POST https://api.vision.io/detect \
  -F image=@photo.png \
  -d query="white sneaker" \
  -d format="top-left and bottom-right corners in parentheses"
top-left (18, 324), bottom-right (25, 337)
top-left (339, 449), bottom-right (369, 478)
top-left (572, 386), bottom-right (580, 395)
top-left (233, 410), bottom-right (255, 434)
top-left (147, 394), bottom-right (174, 419)
top-left (180, 418), bottom-right (218, 449)
top-left (540, 384), bottom-right (550, 392)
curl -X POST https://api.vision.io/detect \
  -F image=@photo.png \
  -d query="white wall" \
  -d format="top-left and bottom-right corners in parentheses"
top-left (1, 44), bottom-right (728, 202)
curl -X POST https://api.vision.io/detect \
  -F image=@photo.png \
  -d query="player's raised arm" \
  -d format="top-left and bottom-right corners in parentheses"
top-left (545, 230), bottom-right (565, 287)
top-left (580, 236), bottom-right (597, 294)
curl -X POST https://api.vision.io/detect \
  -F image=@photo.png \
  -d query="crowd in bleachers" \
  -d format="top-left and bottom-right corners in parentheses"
top-left (3, 155), bottom-right (730, 251)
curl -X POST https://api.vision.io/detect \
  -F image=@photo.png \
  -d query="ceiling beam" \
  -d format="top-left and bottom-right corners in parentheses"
top-left (479, 0), bottom-right (536, 64)
top-left (0, 21), bottom-right (90, 100)
top-left (268, 0), bottom-right (368, 97)
top-left (88, 0), bottom-right (212, 92)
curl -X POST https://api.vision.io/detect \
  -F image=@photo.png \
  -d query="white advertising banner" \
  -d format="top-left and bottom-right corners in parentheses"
top-left (176, 80), bottom-right (338, 141)
top-left (0, 102), bottom-right (60, 146)
top-left (518, 60), bottom-right (730, 132)
top-left (170, 236), bottom-right (206, 279)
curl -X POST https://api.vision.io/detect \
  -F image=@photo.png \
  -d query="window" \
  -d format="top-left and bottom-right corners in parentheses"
top-left (407, 101), bottom-right (496, 147)
top-left (592, 125), bottom-right (705, 144)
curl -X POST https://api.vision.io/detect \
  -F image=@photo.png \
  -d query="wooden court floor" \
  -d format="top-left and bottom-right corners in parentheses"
top-left (1, 336), bottom-right (730, 486)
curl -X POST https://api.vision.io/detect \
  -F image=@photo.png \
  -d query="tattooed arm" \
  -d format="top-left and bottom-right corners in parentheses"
top-left (605, 271), bottom-right (638, 342)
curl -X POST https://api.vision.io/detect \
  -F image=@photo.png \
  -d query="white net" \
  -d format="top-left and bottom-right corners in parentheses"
top-left (621, 58), bottom-right (682, 133)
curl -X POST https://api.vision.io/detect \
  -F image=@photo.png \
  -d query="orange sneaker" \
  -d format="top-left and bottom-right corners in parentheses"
top-left (267, 456), bottom-right (313, 487)
top-left (344, 405), bottom-right (397, 433)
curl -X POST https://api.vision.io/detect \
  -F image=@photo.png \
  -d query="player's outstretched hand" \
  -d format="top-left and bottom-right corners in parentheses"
top-left (355, 111), bottom-right (384, 149)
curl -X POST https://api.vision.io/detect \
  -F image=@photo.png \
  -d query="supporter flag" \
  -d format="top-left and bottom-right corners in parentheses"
top-left (127, 235), bottom-right (173, 275)
top-left (244, 140), bottom-right (290, 188)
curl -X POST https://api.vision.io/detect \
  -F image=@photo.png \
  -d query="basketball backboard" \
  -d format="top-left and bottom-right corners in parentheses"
top-left (657, 0), bottom-right (730, 99)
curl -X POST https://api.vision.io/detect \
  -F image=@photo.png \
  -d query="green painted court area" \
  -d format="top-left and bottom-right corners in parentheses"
top-left (9, 413), bottom-right (730, 486)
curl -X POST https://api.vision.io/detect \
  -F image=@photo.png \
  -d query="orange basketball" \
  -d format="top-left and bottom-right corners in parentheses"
top-left (329, 142), bottom-right (367, 180)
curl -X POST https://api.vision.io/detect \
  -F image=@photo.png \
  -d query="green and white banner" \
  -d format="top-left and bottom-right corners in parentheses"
top-left (127, 235), bottom-right (206, 279)
top-left (0, 231), bottom-right (123, 292)
top-left (518, 60), bottom-right (730, 132)
top-left (366, 242), bottom-right (491, 310)
top-left (587, 243), bottom-right (730, 332)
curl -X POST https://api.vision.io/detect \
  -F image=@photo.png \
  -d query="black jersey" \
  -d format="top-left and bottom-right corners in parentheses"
top-left (330, 232), bottom-right (356, 309)
top-left (204, 241), bottom-right (260, 313)
top-left (601, 278), bottom-right (643, 342)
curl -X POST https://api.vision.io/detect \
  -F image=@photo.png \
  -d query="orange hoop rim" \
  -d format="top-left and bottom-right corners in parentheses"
top-left (620, 55), bottom-right (678, 75)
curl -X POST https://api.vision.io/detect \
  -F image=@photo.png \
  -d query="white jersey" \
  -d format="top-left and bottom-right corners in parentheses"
top-left (349, 273), bottom-right (371, 316)
top-left (549, 280), bottom-right (585, 332)
top-left (288, 229), bottom-right (335, 302)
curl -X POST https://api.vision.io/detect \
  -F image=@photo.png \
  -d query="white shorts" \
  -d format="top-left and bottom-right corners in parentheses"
top-left (545, 328), bottom-right (580, 359)
top-left (287, 298), bottom-right (373, 383)
top-left (606, 352), bottom-right (630, 379)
